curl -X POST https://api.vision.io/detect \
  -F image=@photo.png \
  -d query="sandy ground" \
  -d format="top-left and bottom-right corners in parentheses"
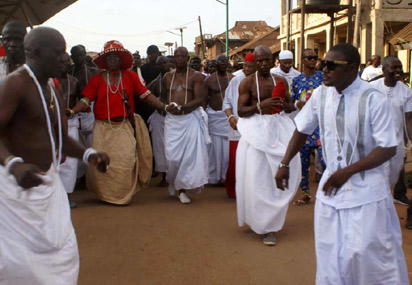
top-left (70, 178), bottom-right (412, 285)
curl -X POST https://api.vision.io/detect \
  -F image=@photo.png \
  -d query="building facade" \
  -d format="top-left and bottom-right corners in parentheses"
top-left (279, 0), bottom-right (412, 76)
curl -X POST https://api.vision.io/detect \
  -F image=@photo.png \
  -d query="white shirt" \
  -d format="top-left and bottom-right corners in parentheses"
top-left (0, 57), bottom-right (8, 80)
top-left (270, 66), bottom-right (301, 87)
top-left (232, 69), bottom-right (244, 77)
top-left (295, 77), bottom-right (397, 209)
top-left (371, 78), bottom-right (412, 144)
top-left (361, 65), bottom-right (383, 81)
top-left (222, 71), bottom-right (246, 141)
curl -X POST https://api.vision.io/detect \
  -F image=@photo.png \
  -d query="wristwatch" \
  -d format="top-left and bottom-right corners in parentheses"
top-left (279, 162), bottom-right (289, 168)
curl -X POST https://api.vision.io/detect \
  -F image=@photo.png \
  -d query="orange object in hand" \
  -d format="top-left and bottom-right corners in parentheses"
top-left (271, 79), bottom-right (286, 114)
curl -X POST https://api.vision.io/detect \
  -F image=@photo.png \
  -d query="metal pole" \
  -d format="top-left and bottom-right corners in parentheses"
top-left (300, 0), bottom-right (306, 71)
top-left (346, 0), bottom-right (354, 44)
top-left (198, 16), bottom-right (206, 59)
top-left (226, 0), bottom-right (229, 56)
top-left (180, 28), bottom-right (183, 47)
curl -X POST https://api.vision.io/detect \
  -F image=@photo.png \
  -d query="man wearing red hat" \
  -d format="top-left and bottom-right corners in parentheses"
top-left (222, 52), bottom-right (256, 198)
top-left (205, 55), bottom-right (233, 185)
top-left (69, 40), bottom-right (175, 205)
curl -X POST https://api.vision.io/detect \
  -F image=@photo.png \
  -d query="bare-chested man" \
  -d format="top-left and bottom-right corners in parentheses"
top-left (147, 56), bottom-right (171, 187)
top-left (205, 55), bottom-right (233, 184)
top-left (0, 21), bottom-right (26, 78)
top-left (0, 27), bottom-right (109, 283)
top-left (70, 44), bottom-right (99, 150)
top-left (236, 45), bottom-right (301, 246)
top-left (59, 53), bottom-right (81, 207)
top-left (163, 47), bottom-right (209, 204)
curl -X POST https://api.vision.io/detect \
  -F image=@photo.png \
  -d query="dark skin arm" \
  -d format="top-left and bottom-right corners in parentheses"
top-left (238, 76), bottom-right (284, 118)
top-left (322, 146), bottom-right (395, 196)
top-left (275, 130), bottom-right (308, 190)
top-left (180, 72), bottom-right (206, 114)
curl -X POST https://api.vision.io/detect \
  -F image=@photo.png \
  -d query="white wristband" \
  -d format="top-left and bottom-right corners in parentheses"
top-left (294, 100), bottom-right (300, 110)
top-left (83, 148), bottom-right (97, 164)
top-left (227, 114), bottom-right (236, 122)
top-left (5, 157), bottom-right (24, 174)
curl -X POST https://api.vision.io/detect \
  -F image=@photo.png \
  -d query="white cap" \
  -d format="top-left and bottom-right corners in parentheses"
top-left (279, 50), bottom-right (293, 60)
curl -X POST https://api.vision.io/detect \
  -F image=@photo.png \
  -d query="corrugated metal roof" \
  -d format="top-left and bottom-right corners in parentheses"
top-left (229, 26), bottom-right (280, 56)
top-left (389, 22), bottom-right (412, 45)
top-left (0, 0), bottom-right (77, 30)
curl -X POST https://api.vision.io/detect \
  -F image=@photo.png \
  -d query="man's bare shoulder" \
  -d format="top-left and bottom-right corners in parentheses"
top-left (0, 68), bottom-right (31, 99)
top-left (191, 69), bottom-right (206, 82)
top-left (240, 74), bottom-right (254, 86)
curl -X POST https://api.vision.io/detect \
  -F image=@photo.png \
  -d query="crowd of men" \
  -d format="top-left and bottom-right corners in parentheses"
top-left (0, 20), bottom-right (410, 284)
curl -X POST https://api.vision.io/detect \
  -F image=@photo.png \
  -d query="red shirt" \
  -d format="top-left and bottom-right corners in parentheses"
top-left (82, 70), bottom-right (150, 120)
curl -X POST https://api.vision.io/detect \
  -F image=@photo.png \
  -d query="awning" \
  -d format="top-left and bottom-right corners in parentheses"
top-left (389, 22), bottom-right (412, 50)
top-left (0, 0), bottom-right (77, 30)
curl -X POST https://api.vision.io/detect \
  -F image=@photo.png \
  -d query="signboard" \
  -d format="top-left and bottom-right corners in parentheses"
top-left (383, 0), bottom-right (412, 8)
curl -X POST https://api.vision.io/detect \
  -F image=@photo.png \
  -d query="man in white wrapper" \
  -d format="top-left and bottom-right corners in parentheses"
top-left (205, 55), bottom-right (233, 184)
top-left (223, 52), bottom-right (256, 198)
top-left (0, 27), bottom-right (109, 284)
top-left (148, 56), bottom-right (171, 186)
top-left (276, 43), bottom-right (409, 285)
top-left (237, 46), bottom-right (300, 246)
top-left (270, 50), bottom-right (301, 87)
top-left (163, 47), bottom-right (209, 204)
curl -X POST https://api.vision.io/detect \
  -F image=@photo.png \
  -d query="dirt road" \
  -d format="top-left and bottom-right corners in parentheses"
top-left (71, 180), bottom-right (412, 285)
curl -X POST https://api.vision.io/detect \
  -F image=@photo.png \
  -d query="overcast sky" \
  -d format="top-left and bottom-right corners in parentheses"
top-left (43, 0), bottom-right (281, 57)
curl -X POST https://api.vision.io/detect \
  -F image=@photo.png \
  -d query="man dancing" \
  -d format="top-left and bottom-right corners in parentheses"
top-left (0, 27), bottom-right (109, 284)
top-left (276, 43), bottom-right (409, 284)
top-left (163, 47), bottom-right (209, 204)
top-left (205, 55), bottom-right (233, 184)
top-left (237, 45), bottom-right (300, 245)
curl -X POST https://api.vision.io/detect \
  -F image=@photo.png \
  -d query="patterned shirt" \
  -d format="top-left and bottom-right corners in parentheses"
top-left (291, 71), bottom-right (323, 147)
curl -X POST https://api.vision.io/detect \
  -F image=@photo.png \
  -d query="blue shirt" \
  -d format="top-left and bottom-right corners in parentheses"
top-left (291, 71), bottom-right (323, 147)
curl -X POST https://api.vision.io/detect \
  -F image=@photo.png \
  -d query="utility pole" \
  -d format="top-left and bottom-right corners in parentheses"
top-left (198, 16), bottom-right (206, 59)
top-left (216, 0), bottom-right (229, 56)
top-left (179, 28), bottom-right (184, 47)
top-left (226, 0), bottom-right (229, 57)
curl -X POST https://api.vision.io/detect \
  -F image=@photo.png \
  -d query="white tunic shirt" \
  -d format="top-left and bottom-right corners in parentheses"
top-left (361, 65), bottom-right (383, 81)
top-left (222, 71), bottom-right (246, 141)
top-left (270, 66), bottom-right (301, 87)
top-left (370, 78), bottom-right (412, 144)
top-left (294, 77), bottom-right (397, 209)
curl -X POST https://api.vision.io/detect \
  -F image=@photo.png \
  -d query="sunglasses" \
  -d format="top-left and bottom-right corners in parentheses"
top-left (320, 60), bottom-right (349, 71)
top-left (304, 56), bottom-right (318, 61)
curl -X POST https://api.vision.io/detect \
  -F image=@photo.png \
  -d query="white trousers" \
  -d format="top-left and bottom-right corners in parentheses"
top-left (315, 198), bottom-right (409, 285)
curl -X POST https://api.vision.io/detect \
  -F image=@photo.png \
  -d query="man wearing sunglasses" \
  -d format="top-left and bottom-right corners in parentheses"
top-left (276, 43), bottom-right (409, 284)
top-left (270, 50), bottom-right (301, 87)
top-left (290, 49), bottom-right (325, 205)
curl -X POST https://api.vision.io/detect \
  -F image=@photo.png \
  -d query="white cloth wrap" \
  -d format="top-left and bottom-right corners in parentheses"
top-left (148, 111), bottom-right (167, 173)
top-left (165, 107), bottom-right (210, 195)
top-left (207, 107), bottom-right (229, 183)
top-left (59, 116), bottom-right (80, 193)
top-left (315, 197), bottom-right (409, 285)
top-left (236, 113), bottom-right (301, 234)
top-left (385, 145), bottom-right (405, 189)
top-left (0, 166), bottom-right (79, 284)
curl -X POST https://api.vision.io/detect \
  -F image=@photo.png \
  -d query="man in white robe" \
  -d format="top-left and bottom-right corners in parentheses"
top-left (361, 55), bottom-right (383, 81)
top-left (205, 55), bottom-right (233, 184)
top-left (371, 56), bottom-right (412, 205)
top-left (163, 47), bottom-right (209, 204)
top-left (0, 27), bottom-right (109, 285)
top-left (222, 52), bottom-right (256, 198)
top-left (276, 43), bottom-right (409, 285)
top-left (270, 50), bottom-right (301, 87)
top-left (237, 46), bottom-right (301, 246)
